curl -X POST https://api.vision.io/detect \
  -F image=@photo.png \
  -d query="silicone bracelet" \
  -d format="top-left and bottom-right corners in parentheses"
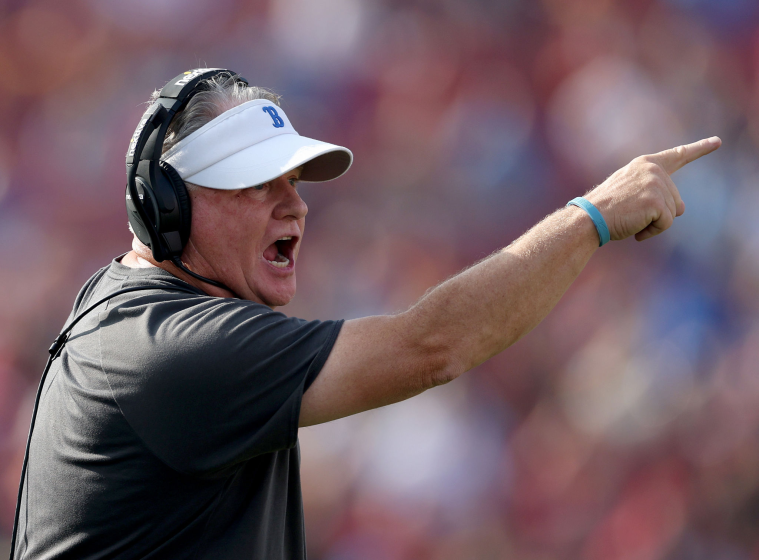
top-left (566, 197), bottom-right (610, 247)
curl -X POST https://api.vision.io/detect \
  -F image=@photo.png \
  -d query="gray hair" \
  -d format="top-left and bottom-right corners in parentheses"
top-left (150, 72), bottom-right (281, 157)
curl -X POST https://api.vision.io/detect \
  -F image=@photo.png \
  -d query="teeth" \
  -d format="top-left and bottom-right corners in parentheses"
top-left (268, 237), bottom-right (293, 268)
top-left (267, 258), bottom-right (290, 268)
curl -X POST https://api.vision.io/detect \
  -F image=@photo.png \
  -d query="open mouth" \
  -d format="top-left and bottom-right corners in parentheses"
top-left (263, 236), bottom-right (297, 269)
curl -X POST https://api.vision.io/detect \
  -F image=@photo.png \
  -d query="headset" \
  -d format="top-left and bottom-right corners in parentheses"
top-left (125, 67), bottom-right (249, 292)
top-left (9, 69), bottom-right (248, 559)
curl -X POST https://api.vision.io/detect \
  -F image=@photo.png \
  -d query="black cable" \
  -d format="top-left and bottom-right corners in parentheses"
top-left (9, 285), bottom-right (199, 560)
top-left (170, 257), bottom-right (235, 295)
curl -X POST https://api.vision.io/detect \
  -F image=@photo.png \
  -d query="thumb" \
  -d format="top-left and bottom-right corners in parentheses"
top-left (647, 136), bottom-right (722, 175)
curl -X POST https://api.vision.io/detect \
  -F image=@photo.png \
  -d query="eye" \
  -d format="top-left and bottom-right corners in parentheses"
top-left (252, 182), bottom-right (267, 191)
top-left (288, 177), bottom-right (298, 187)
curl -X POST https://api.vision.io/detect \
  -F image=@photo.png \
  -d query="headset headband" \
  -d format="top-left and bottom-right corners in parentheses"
top-left (126, 68), bottom-right (249, 167)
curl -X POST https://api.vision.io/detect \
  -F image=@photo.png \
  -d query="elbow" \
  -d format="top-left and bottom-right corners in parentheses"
top-left (414, 337), bottom-right (467, 391)
top-left (397, 309), bottom-right (469, 392)
top-left (428, 357), bottom-right (465, 388)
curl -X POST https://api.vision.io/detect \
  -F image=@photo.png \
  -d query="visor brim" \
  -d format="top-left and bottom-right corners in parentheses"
top-left (182, 133), bottom-right (353, 190)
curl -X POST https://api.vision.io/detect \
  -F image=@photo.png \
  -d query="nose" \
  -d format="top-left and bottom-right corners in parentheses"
top-left (273, 176), bottom-right (308, 221)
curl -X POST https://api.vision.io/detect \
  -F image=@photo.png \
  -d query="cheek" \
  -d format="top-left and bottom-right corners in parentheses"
top-left (191, 197), bottom-right (263, 255)
top-left (191, 207), bottom-right (232, 248)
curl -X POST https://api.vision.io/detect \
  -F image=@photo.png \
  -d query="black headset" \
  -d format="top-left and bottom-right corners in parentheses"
top-left (125, 67), bottom-right (249, 292)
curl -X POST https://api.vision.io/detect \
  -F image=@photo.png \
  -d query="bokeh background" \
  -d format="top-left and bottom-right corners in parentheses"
top-left (0, 0), bottom-right (757, 557)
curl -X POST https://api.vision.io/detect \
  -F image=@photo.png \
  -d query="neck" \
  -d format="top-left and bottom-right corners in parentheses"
top-left (121, 251), bottom-right (156, 269)
top-left (121, 249), bottom-right (237, 299)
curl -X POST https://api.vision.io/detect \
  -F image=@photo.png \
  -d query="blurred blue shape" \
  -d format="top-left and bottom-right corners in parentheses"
top-left (641, 265), bottom-right (723, 369)
top-left (666, 161), bottom-right (731, 265)
top-left (446, 98), bottom-right (534, 191)
top-left (665, 0), bottom-right (759, 36)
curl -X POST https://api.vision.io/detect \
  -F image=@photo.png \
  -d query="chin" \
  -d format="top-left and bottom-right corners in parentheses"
top-left (258, 283), bottom-right (297, 308)
top-left (262, 295), bottom-right (293, 308)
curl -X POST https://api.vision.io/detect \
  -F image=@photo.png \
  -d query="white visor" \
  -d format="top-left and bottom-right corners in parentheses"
top-left (162, 99), bottom-right (353, 189)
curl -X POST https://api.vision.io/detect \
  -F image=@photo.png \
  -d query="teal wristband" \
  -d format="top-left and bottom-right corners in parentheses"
top-left (566, 197), bottom-right (610, 247)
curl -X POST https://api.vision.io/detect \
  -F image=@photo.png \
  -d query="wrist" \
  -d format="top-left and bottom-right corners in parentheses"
top-left (566, 197), bottom-right (610, 247)
top-left (565, 204), bottom-right (601, 248)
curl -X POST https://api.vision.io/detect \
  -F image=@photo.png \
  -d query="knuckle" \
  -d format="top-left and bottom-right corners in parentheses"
top-left (644, 173), bottom-right (662, 190)
top-left (643, 162), bottom-right (661, 175)
top-left (651, 202), bottom-right (666, 218)
top-left (644, 193), bottom-right (666, 214)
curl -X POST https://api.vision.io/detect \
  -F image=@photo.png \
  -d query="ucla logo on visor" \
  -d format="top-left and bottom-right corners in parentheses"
top-left (262, 106), bottom-right (285, 128)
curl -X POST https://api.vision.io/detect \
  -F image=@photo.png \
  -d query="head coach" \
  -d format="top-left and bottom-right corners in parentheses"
top-left (12, 68), bottom-right (721, 559)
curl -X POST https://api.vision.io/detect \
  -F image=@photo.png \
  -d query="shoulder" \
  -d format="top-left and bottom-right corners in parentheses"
top-left (69, 264), bottom-right (112, 317)
top-left (101, 290), bottom-right (284, 344)
top-left (98, 289), bottom-right (334, 371)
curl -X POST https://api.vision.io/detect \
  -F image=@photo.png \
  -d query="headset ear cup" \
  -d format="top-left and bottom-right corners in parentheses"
top-left (159, 161), bottom-right (192, 248)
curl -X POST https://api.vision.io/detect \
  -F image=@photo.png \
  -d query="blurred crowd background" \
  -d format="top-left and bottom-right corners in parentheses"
top-left (0, 0), bottom-right (757, 557)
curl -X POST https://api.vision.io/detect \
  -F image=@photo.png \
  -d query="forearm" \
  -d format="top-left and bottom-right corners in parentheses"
top-left (404, 204), bottom-right (598, 383)
top-left (300, 205), bottom-right (598, 427)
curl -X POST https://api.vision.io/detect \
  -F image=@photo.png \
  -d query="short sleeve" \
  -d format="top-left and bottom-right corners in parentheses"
top-left (99, 294), bottom-right (342, 475)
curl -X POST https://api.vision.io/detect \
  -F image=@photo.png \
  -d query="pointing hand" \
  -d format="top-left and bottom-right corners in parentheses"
top-left (584, 137), bottom-right (722, 242)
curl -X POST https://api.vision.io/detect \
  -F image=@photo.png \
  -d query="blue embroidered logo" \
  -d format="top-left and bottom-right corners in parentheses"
top-left (262, 106), bottom-right (285, 128)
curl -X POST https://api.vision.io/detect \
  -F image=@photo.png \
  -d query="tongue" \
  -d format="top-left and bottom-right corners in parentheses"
top-left (263, 243), bottom-right (278, 261)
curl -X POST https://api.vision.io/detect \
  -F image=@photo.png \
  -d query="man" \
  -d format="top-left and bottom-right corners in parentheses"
top-left (15, 72), bottom-right (721, 559)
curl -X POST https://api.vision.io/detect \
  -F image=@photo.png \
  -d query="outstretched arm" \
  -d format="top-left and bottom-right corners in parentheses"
top-left (299, 137), bottom-right (722, 427)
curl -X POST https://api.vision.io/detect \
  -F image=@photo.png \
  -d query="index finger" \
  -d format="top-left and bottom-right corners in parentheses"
top-left (647, 136), bottom-right (722, 175)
